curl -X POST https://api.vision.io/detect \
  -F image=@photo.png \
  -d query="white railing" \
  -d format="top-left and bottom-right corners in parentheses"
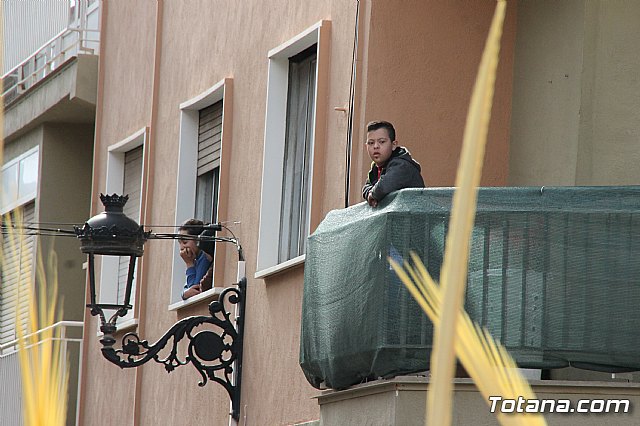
top-left (0, 320), bottom-right (83, 355)
top-left (2, 0), bottom-right (71, 74)
top-left (1, 27), bottom-right (100, 105)
top-left (0, 321), bottom-right (83, 426)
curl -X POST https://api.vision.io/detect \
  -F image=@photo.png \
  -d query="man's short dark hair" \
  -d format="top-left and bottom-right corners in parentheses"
top-left (367, 120), bottom-right (396, 142)
top-left (179, 218), bottom-right (205, 236)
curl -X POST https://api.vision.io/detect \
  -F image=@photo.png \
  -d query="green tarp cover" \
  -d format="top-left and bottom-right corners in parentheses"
top-left (300, 187), bottom-right (640, 389)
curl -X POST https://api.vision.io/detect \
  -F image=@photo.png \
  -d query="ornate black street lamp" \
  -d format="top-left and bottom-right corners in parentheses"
top-left (75, 194), bottom-right (246, 420)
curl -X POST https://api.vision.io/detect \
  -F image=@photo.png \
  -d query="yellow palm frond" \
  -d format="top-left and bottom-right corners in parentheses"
top-left (1, 12), bottom-right (67, 425)
top-left (389, 254), bottom-right (546, 426)
top-left (5, 208), bottom-right (69, 426)
top-left (426, 2), bottom-right (508, 421)
top-left (389, 1), bottom-right (545, 425)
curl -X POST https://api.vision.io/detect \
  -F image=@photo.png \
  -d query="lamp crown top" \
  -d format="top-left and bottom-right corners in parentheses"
top-left (100, 193), bottom-right (129, 210)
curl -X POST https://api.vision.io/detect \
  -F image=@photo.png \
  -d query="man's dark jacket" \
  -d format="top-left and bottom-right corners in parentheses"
top-left (362, 147), bottom-right (425, 201)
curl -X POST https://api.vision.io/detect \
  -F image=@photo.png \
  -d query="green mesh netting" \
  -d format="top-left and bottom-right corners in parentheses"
top-left (300, 187), bottom-right (640, 389)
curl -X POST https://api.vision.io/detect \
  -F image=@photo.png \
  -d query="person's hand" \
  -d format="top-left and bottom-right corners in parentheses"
top-left (183, 284), bottom-right (201, 299)
top-left (180, 247), bottom-right (196, 267)
top-left (367, 193), bottom-right (378, 207)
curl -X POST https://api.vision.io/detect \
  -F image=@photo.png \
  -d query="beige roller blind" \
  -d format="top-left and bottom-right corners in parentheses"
top-left (0, 202), bottom-right (35, 345)
top-left (116, 146), bottom-right (143, 308)
top-left (198, 101), bottom-right (223, 175)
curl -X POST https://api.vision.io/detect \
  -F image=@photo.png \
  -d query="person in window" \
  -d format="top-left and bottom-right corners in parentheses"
top-left (179, 219), bottom-right (212, 300)
top-left (362, 120), bottom-right (425, 207)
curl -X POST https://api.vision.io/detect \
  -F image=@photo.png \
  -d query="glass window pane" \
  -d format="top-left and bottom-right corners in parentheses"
top-left (117, 146), bottom-right (143, 318)
top-left (195, 170), bottom-right (214, 223)
top-left (298, 57), bottom-right (317, 255)
top-left (211, 167), bottom-right (219, 224)
top-left (2, 163), bottom-right (18, 208)
top-left (18, 152), bottom-right (38, 200)
top-left (279, 47), bottom-right (317, 263)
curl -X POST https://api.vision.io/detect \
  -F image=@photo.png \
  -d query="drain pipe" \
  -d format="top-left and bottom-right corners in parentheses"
top-left (344, 0), bottom-right (361, 208)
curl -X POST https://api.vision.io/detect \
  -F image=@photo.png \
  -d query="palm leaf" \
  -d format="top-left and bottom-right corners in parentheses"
top-left (6, 208), bottom-right (70, 426)
top-left (389, 254), bottom-right (546, 426)
top-left (389, 1), bottom-right (546, 425)
top-left (0, 24), bottom-right (68, 422)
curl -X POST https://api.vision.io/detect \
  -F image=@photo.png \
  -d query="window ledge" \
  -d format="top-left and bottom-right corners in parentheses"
top-left (255, 254), bottom-right (305, 279)
top-left (168, 287), bottom-right (223, 312)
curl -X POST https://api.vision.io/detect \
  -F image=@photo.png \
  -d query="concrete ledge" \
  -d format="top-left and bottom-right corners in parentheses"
top-left (4, 55), bottom-right (98, 142)
top-left (317, 377), bottom-right (640, 426)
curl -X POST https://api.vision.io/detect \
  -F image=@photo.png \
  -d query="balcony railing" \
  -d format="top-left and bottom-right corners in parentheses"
top-left (300, 187), bottom-right (640, 389)
top-left (2, 0), bottom-right (100, 107)
top-left (0, 321), bottom-right (83, 426)
top-left (1, 27), bottom-right (100, 106)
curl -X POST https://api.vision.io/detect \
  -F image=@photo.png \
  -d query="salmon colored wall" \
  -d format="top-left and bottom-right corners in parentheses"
top-left (82, 0), bottom-right (357, 425)
top-left (79, 1), bottom-right (157, 425)
top-left (351, 0), bottom-right (516, 202)
top-left (137, 0), bottom-right (359, 421)
top-left (80, 1), bottom-right (517, 425)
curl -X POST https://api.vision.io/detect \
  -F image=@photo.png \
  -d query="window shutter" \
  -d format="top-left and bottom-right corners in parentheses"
top-left (198, 101), bottom-right (223, 175)
top-left (0, 202), bottom-right (35, 345)
top-left (116, 146), bottom-right (143, 308)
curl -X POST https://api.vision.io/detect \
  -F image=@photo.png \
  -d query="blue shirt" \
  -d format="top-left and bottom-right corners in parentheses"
top-left (182, 250), bottom-right (212, 296)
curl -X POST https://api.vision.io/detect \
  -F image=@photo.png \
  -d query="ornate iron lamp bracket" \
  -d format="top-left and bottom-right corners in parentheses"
top-left (99, 279), bottom-right (246, 420)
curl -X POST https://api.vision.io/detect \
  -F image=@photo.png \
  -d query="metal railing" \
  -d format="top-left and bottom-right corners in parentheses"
top-left (0, 321), bottom-right (83, 426)
top-left (0, 319), bottom-right (83, 355)
top-left (2, 27), bottom-right (100, 105)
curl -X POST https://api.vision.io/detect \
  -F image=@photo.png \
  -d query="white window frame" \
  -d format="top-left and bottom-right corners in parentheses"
top-left (256, 21), bottom-right (327, 276)
top-left (100, 127), bottom-right (147, 327)
top-left (1, 148), bottom-right (39, 343)
top-left (170, 79), bottom-right (229, 308)
top-left (1, 146), bottom-right (39, 215)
